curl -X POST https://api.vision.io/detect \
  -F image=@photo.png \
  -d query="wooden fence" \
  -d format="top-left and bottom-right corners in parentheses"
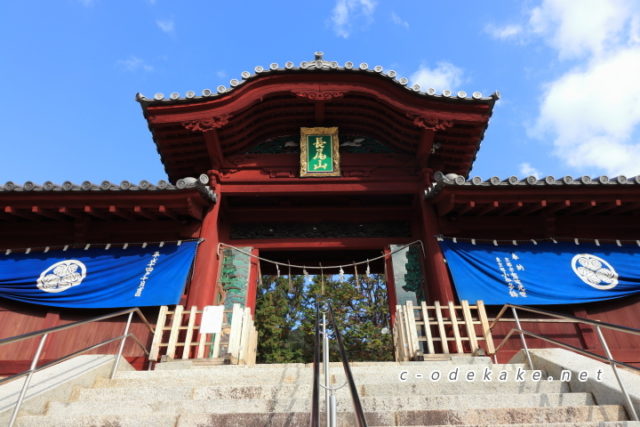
top-left (394, 300), bottom-right (495, 361)
top-left (149, 304), bottom-right (257, 365)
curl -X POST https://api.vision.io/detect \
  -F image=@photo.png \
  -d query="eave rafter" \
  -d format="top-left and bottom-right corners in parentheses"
top-left (144, 77), bottom-right (492, 125)
top-left (1, 191), bottom-right (213, 222)
top-left (142, 72), bottom-right (494, 180)
top-left (432, 187), bottom-right (640, 217)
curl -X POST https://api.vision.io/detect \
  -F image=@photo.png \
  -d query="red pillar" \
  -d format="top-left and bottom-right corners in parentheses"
top-left (245, 248), bottom-right (260, 315)
top-left (186, 189), bottom-right (221, 308)
top-left (383, 247), bottom-right (398, 326)
top-left (420, 199), bottom-right (455, 303)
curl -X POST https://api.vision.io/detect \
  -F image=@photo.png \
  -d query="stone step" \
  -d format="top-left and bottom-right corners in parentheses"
top-left (145, 361), bottom-right (526, 376)
top-left (48, 393), bottom-right (595, 415)
top-left (78, 379), bottom-right (570, 402)
top-left (153, 356), bottom-right (494, 371)
top-left (148, 361), bottom-right (527, 374)
top-left (15, 413), bottom-right (178, 427)
top-left (96, 364), bottom-right (532, 387)
top-left (404, 424), bottom-right (640, 427)
top-left (15, 407), bottom-right (632, 427)
top-left (16, 411), bottom-right (637, 427)
top-left (173, 405), bottom-right (628, 426)
top-left (358, 380), bottom-right (571, 396)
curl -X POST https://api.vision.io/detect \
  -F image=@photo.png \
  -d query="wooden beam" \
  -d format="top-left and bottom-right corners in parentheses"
top-left (568, 200), bottom-right (597, 215)
top-left (58, 206), bottom-right (82, 219)
top-left (609, 201), bottom-right (640, 215)
top-left (497, 201), bottom-right (524, 216)
top-left (83, 205), bottom-right (109, 220)
top-left (186, 198), bottom-right (204, 221)
top-left (586, 199), bottom-right (622, 215)
top-left (3, 206), bottom-right (36, 220)
top-left (158, 205), bottom-right (178, 220)
top-left (314, 101), bottom-right (325, 123)
top-left (31, 206), bottom-right (65, 221)
top-left (457, 200), bottom-right (476, 215)
top-left (433, 301), bottom-right (449, 354)
top-left (546, 199), bottom-right (571, 214)
top-left (203, 129), bottom-right (225, 169)
top-left (73, 218), bottom-right (89, 243)
top-left (520, 200), bottom-right (547, 215)
top-left (435, 194), bottom-right (455, 216)
top-left (475, 200), bottom-right (500, 216)
top-left (461, 300), bottom-right (478, 352)
top-left (108, 205), bottom-right (135, 220)
top-left (227, 237), bottom-right (412, 250)
top-left (133, 206), bottom-right (157, 220)
top-left (226, 205), bottom-right (411, 222)
top-left (220, 181), bottom-right (419, 195)
top-left (417, 129), bottom-right (435, 166)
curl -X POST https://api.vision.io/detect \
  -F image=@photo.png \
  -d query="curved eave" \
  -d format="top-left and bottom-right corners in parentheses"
top-left (140, 70), bottom-right (497, 182)
top-left (0, 176), bottom-right (215, 222)
top-left (427, 173), bottom-right (640, 217)
top-left (137, 64), bottom-right (498, 107)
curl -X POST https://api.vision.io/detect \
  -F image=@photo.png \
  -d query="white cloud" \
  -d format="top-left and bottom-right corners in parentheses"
top-left (117, 56), bottom-right (154, 72)
top-left (485, 24), bottom-right (522, 40)
top-left (77, 0), bottom-right (95, 6)
top-left (390, 12), bottom-right (409, 29)
top-left (156, 19), bottom-right (175, 34)
top-left (489, 1), bottom-right (640, 176)
top-left (630, 15), bottom-right (640, 44)
top-left (520, 0), bottom-right (640, 176)
top-left (330, 0), bottom-right (376, 38)
top-left (533, 47), bottom-right (640, 176)
top-left (529, 0), bottom-right (633, 59)
top-left (410, 62), bottom-right (464, 92)
top-left (519, 162), bottom-right (542, 178)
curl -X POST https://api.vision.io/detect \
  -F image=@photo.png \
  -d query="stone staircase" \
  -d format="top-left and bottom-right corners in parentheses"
top-left (10, 355), bottom-right (639, 426)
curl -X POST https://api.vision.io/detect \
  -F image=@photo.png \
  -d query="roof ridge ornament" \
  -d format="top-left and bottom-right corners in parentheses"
top-left (300, 51), bottom-right (338, 70)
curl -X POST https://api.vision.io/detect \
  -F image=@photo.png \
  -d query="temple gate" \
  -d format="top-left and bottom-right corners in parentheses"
top-left (2, 53), bottom-right (640, 370)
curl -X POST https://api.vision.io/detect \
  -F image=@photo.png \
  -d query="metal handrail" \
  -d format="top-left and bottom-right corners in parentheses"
top-left (0, 307), bottom-right (155, 347)
top-left (0, 307), bottom-right (154, 427)
top-left (489, 304), bottom-right (639, 421)
top-left (489, 304), bottom-right (640, 336)
top-left (311, 302), bottom-right (321, 427)
top-left (310, 301), bottom-right (368, 427)
top-left (327, 303), bottom-right (367, 427)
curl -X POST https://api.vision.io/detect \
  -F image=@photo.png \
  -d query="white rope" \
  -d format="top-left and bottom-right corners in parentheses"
top-left (217, 240), bottom-right (425, 271)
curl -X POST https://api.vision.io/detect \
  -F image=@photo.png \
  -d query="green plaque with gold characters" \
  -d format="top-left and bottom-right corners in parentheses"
top-left (299, 127), bottom-right (341, 177)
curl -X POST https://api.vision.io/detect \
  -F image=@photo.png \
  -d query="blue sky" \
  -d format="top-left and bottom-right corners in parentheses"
top-left (2, 0), bottom-right (640, 184)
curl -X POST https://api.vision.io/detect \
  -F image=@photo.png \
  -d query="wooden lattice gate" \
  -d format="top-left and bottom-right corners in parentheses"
top-left (149, 303), bottom-right (257, 365)
top-left (394, 300), bottom-right (495, 360)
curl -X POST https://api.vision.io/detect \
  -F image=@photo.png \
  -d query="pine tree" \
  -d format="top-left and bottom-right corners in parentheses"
top-left (254, 275), bottom-right (305, 363)
top-left (255, 273), bottom-right (393, 363)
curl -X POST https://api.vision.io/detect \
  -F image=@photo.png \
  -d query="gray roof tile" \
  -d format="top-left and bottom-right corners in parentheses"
top-left (0, 174), bottom-right (216, 202)
top-left (136, 52), bottom-right (499, 106)
top-left (425, 171), bottom-right (640, 198)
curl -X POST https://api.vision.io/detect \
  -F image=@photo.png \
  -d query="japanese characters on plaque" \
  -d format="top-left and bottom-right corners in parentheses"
top-left (299, 127), bottom-right (341, 177)
top-left (495, 253), bottom-right (528, 298)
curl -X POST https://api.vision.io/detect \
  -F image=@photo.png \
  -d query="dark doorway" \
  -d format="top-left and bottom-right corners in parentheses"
top-left (254, 253), bottom-right (394, 364)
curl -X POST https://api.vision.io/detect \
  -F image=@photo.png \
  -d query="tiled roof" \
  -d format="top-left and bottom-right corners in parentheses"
top-left (0, 175), bottom-right (216, 202)
top-left (425, 171), bottom-right (640, 198)
top-left (136, 52), bottom-right (499, 106)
